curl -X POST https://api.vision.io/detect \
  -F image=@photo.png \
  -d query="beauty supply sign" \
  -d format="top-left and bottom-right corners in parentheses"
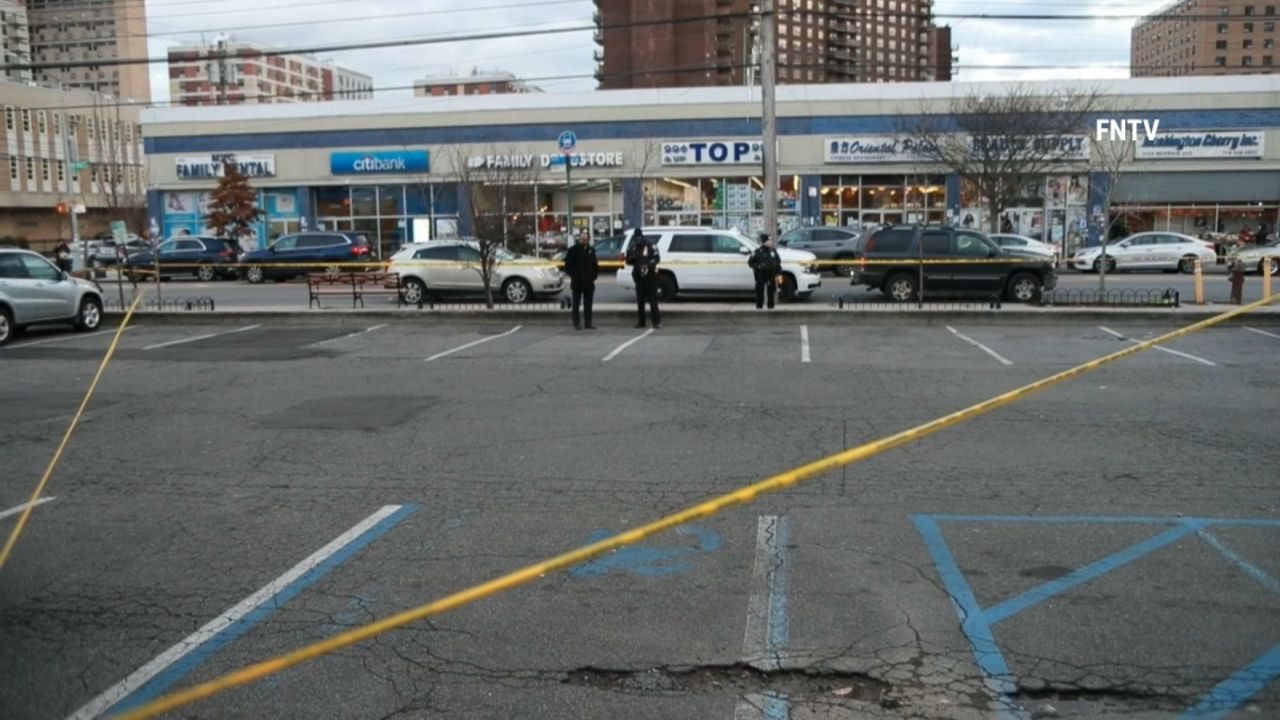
top-left (1135, 131), bottom-right (1265, 160)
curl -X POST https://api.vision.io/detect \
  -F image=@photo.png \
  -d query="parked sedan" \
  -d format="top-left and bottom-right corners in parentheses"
top-left (1072, 232), bottom-right (1216, 274)
top-left (241, 232), bottom-right (373, 283)
top-left (1235, 239), bottom-right (1280, 275)
top-left (989, 234), bottom-right (1060, 262)
top-left (388, 240), bottom-right (563, 304)
top-left (778, 226), bottom-right (863, 276)
top-left (0, 248), bottom-right (104, 346)
top-left (125, 236), bottom-right (241, 281)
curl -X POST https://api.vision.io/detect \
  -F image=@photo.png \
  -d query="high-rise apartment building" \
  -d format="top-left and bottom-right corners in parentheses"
top-left (593, 0), bottom-right (952, 89)
top-left (413, 70), bottom-right (540, 97)
top-left (1, 0), bottom-right (33, 84)
top-left (24, 0), bottom-right (150, 100)
top-left (166, 38), bottom-right (373, 106)
top-left (1132, 0), bottom-right (1277, 76)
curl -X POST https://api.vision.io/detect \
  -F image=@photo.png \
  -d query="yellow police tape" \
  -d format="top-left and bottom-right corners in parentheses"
top-left (0, 287), bottom-right (149, 572)
top-left (114, 290), bottom-right (1279, 720)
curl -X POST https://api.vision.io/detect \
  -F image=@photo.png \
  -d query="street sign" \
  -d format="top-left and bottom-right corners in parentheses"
top-left (70, 161), bottom-right (89, 173)
top-left (72, 203), bottom-right (86, 215)
top-left (558, 130), bottom-right (576, 156)
top-left (111, 220), bottom-right (127, 244)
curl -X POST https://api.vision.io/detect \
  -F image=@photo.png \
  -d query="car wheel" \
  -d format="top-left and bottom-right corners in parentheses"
top-left (831, 255), bottom-right (854, 277)
top-left (502, 277), bottom-right (532, 304)
top-left (196, 263), bottom-right (216, 281)
top-left (1006, 273), bottom-right (1042, 303)
top-left (1093, 257), bottom-right (1116, 273)
top-left (0, 306), bottom-right (12, 346)
top-left (655, 272), bottom-right (677, 301)
top-left (1178, 255), bottom-right (1198, 274)
top-left (1266, 258), bottom-right (1279, 276)
top-left (75, 296), bottom-right (102, 332)
top-left (884, 273), bottom-right (917, 302)
top-left (245, 266), bottom-right (265, 284)
top-left (402, 277), bottom-right (427, 304)
top-left (779, 273), bottom-right (798, 302)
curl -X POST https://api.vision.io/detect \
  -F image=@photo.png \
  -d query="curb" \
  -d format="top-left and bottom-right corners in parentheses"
top-left (103, 304), bottom-right (1280, 327)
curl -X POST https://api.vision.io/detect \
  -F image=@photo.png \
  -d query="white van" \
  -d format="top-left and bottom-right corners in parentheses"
top-left (615, 227), bottom-right (821, 301)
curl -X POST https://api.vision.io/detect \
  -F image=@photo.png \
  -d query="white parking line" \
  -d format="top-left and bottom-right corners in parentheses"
top-left (2, 328), bottom-right (130, 350)
top-left (67, 505), bottom-right (412, 720)
top-left (1244, 326), bottom-right (1280, 341)
top-left (425, 325), bottom-right (521, 362)
top-left (307, 324), bottom-right (388, 347)
top-left (946, 326), bottom-right (1013, 366)
top-left (602, 328), bottom-right (654, 362)
top-left (1098, 326), bottom-right (1217, 367)
top-left (800, 325), bottom-right (811, 363)
top-left (142, 324), bottom-right (262, 351)
top-left (0, 497), bottom-right (56, 520)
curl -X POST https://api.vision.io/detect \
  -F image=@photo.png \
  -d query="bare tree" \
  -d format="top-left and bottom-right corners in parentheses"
top-left (898, 85), bottom-right (1104, 233)
top-left (91, 96), bottom-right (148, 239)
top-left (451, 146), bottom-right (540, 308)
top-left (632, 137), bottom-right (662, 225)
top-left (1087, 131), bottom-right (1139, 292)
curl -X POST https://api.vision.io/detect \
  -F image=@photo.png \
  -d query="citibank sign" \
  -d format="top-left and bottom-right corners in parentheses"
top-left (330, 150), bottom-right (429, 175)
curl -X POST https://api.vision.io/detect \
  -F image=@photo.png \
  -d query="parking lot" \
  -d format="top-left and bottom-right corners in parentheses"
top-left (2, 317), bottom-right (1278, 719)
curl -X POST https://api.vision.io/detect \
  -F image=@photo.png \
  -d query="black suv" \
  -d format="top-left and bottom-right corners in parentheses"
top-left (851, 225), bottom-right (1057, 302)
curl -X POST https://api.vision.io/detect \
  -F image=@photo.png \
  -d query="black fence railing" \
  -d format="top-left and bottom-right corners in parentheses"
top-left (837, 295), bottom-right (1003, 310)
top-left (105, 296), bottom-right (217, 312)
top-left (405, 297), bottom-right (572, 311)
top-left (1039, 288), bottom-right (1180, 308)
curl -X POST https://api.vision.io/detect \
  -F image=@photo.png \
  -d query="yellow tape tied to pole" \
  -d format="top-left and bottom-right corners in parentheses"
top-left (116, 292), bottom-right (1280, 720)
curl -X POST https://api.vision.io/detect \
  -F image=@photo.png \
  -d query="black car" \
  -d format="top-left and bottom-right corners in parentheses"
top-left (125, 236), bottom-right (241, 281)
top-left (851, 225), bottom-right (1057, 303)
top-left (778, 226), bottom-right (864, 276)
top-left (241, 232), bottom-right (374, 283)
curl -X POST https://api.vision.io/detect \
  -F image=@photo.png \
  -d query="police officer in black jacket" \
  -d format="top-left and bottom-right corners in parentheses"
top-left (625, 228), bottom-right (661, 329)
top-left (749, 233), bottom-right (783, 309)
top-left (563, 230), bottom-right (599, 330)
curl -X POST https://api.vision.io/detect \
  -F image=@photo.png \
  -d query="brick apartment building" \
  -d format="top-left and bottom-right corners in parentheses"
top-left (593, 0), bottom-right (952, 89)
top-left (1132, 0), bottom-right (1277, 76)
top-left (413, 70), bottom-right (540, 97)
top-left (167, 38), bottom-right (373, 106)
top-left (23, 0), bottom-right (150, 100)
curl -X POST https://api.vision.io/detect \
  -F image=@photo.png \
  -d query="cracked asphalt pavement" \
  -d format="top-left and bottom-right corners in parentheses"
top-left (1, 316), bottom-right (1277, 719)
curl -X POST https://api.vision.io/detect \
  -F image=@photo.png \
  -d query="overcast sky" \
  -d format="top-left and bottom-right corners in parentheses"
top-left (143, 0), bottom-right (1168, 104)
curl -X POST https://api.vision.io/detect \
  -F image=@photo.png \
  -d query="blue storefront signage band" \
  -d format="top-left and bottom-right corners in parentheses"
top-left (330, 150), bottom-right (429, 175)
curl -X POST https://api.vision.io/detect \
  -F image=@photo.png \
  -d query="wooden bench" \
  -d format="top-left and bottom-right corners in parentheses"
top-left (307, 271), bottom-right (405, 308)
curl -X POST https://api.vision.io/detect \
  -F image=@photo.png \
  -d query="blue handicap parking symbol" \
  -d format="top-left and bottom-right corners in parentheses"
top-left (913, 514), bottom-right (1280, 720)
top-left (571, 525), bottom-right (723, 578)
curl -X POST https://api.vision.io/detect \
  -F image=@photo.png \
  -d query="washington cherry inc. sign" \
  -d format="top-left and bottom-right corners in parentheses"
top-left (175, 153), bottom-right (276, 179)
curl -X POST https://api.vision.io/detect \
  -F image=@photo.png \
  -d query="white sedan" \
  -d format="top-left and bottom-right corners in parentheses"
top-left (989, 234), bottom-right (1060, 260)
top-left (1072, 232), bottom-right (1216, 274)
top-left (388, 240), bottom-right (563, 304)
top-left (1235, 240), bottom-right (1280, 276)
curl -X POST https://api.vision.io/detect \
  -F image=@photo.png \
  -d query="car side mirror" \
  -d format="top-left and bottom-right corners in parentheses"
top-left (268, 246), bottom-right (277, 253)
top-left (57, 270), bottom-right (68, 282)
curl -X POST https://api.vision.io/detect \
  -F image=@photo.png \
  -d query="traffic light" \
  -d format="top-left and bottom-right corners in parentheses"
top-left (55, 202), bottom-right (69, 215)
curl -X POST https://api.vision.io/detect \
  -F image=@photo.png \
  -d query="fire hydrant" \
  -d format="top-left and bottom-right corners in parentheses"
top-left (1229, 258), bottom-right (1246, 305)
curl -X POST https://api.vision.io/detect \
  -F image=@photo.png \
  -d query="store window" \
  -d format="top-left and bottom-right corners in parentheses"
top-left (642, 176), bottom-right (799, 235)
top-left (821, 174), bottom-right (946, 228)
top-left (315, 184), bottom-right (460, 256)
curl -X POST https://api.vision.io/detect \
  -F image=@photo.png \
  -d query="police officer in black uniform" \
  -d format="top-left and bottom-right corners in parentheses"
top-left (563, 230), bottom-right (599, 330)
top-left (626, 228), bottom-right (661, 329)
top-left (749, 232), bottom-right (783, 309)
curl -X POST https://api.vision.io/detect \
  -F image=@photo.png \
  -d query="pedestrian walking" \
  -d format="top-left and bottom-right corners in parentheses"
top-left (625, 228), bottom-right (661, 329)
top-left (53, 240), bottom-right (73, 273)
top-left (749, 233), bottom-right (783, 309)
top-left (1229, 257), bottom-right (1246, 305)
top-left (564, 230), bottom-right (598, 330)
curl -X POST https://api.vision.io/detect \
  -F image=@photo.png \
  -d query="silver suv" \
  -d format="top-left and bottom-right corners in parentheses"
top-left (0, 249), bottom-right (105, 346)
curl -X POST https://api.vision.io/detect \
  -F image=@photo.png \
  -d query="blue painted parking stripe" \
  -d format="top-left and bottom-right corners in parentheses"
top-left (767, 516), bottom-right (790, 657)
top-left (926, 515), bottom-right (1280, 527)
top-left (1197, 530), bottom-right (1280, 595)
top-left (1180, 643), bottom-right (1280, 720)
top-left (74, 504), bottom-right (418, 719)
top-left (913, 515), bottom-right (1027, 720)
top-left (982, 521), bottom-right (1201, 626)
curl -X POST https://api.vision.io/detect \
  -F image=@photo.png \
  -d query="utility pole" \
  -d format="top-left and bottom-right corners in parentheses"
top-left (760, 0), bottom-right (778, 243)
top-left (65, 125), bottom-right (82, 267)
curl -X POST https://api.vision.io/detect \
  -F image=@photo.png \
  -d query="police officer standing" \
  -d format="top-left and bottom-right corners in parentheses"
top-left (749, 233), bottom-right (783, 310)
top-left (626, 228), bottom-right (661, 329)
top-left (563, 230), bottom-right (598, 330)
